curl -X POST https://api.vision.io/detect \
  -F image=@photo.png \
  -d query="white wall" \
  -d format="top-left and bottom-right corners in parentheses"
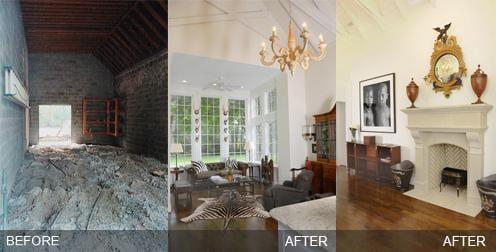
top-left (337, 0), bottom-right (496, 178)
top-left (304, 42), bottom-right (337, 159)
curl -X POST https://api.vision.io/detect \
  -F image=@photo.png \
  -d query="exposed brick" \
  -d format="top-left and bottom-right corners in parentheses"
top-left (115, 52), bottom-right (168, 163)
top-left (28, 53), bottom-right (116, 145)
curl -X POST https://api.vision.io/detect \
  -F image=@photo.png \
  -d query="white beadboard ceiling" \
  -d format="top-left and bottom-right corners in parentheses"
top-left (336, 0), bottom-right (436, 39)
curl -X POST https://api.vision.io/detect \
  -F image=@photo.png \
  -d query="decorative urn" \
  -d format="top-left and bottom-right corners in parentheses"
top-left (406, 78), bottom-right (419, 108)
top-left (471, 64), bottom-right (487, 104)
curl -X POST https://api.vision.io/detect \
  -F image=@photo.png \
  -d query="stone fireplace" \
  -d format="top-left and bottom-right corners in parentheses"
top-left (401, 104), bottom-right (492, 216)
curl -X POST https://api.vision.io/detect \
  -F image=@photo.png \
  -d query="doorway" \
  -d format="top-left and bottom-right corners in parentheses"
top-left (39, 105), bottom-right (71, 146)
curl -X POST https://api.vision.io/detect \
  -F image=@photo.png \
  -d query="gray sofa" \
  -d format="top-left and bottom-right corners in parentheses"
top-left (263, 170), bottom-right (314, 211)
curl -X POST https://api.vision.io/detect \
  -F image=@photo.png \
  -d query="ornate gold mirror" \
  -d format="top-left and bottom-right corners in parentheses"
top-left (424, 23), bottom-right (466, 98)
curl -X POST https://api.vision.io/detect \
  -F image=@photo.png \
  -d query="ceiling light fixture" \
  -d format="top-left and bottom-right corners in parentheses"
top-left (259, 0), bottom-right (327, 76)
top-left (181, 80), bottom-right (188, 83)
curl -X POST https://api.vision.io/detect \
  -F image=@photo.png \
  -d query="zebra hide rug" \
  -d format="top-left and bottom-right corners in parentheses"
top-left (180, 190), bottom-right (270, 229)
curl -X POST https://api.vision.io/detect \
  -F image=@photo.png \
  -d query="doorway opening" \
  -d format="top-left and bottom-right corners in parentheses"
top-left (39, 105), bottom-right (71, 146)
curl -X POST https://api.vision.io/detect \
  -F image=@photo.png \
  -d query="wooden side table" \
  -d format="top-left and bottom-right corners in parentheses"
top-left (171, 168), bottom-right (184, 181)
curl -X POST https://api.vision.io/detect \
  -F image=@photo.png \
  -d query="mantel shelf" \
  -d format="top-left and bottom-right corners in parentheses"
top-left (401, 103), bottom-right (492, 114)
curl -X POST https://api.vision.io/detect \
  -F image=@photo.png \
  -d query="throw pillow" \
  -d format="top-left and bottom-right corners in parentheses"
top-left (225, 159), bottom-right (238, 170)
top-left (191, 160), bottom-right (208, 174)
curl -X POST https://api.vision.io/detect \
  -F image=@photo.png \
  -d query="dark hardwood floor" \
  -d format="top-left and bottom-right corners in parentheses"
top-left (337, 165), bottom-right (496, 230)
top-left (168, 181), bottom-right (278, 252)
top-left (336, 165), bottom-right (496, 251)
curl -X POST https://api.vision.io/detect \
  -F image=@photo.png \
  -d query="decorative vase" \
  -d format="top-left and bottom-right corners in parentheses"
top-left (471, 64), bottom-right (487, 104)
top-left (226, 174), bottom-right (233, 182)
top-left (406, 78), bottom-right (419, 108)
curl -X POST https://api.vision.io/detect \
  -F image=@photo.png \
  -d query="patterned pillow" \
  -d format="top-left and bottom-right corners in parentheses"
top-left (225, 159), bottom-right (238, 170)
top-left (191, 161), bottom-right (208, 174)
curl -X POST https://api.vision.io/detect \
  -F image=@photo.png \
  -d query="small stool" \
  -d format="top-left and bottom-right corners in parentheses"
top-left (477, 174), bottom-right (496, 218)
top-left (173, 180), bottom-right (193, 209)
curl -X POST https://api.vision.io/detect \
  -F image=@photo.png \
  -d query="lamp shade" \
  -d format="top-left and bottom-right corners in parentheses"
top-left (244, 141), bottom-right (255, 151)
top-left (170, 143), bottom-right (183, 153)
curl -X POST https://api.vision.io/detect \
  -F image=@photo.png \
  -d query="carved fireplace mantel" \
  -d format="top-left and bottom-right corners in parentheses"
top-left (401, 104), bottom-right (493, 212)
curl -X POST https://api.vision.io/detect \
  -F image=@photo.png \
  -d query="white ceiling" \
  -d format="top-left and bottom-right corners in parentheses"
top-left (170, 53), bottom-right (281, 90)
top-left (336, 0), bottom-right (435, 39)
top-left (169, 0), bottom-right (337, 51)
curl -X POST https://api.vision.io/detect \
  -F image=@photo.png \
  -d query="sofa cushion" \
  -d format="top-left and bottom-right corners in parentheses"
top-left (196, 170), bottom-right (222, 180)
top-left (206, 162), bottom-right (225, 171)
top-left (191, 160), bottom-right (208, 174)
top-left (219, 169), bottom-right (243, 176)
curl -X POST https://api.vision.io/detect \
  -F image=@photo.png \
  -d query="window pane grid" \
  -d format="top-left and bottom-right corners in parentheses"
top-left (228, 99), bottom-right (246, 161)
top-left (255, 124), bottom-right (263, 161)
top-left (201, 97), bottom-right (220, 162)
top-left (171, 95), bottom-right (192, 165)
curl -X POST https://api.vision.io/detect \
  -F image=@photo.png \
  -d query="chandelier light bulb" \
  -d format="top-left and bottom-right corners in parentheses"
top-left (302, 22), bottom-right (307, 29)
top-left (272, 26), bottom-right (277, 35)
top-left (319, 34), bottom-right (324, 42)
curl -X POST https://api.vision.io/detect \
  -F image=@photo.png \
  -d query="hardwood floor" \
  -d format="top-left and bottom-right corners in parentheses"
top-left (336, 165), bottom-right (496, 251)
top-left (169, 181), bottom-right (278, 252)
top-left (337, 165), bottom-right (496, 230)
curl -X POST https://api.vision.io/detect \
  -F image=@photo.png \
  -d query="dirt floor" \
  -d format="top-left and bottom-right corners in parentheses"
top-left (8, 144), bottom-right (168, 231)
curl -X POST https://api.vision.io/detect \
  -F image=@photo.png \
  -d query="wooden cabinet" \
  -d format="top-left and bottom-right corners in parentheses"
top-left (310, 106), bottom-right (336, 194)
top-left (347, 136), bottom-right (400, 183)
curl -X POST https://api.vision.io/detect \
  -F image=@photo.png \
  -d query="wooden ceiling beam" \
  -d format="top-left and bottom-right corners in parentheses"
top-left (105, 39), bottom-right (133, 68)
top-left (116, 27), bottom-right (145, 58)
top-left (111, 33), bottom-right (140, 62)
top-left (130, 16), bottom-right (161, 49)
top-left (142, 1), bottom-right (166, 28)
top-left (122, 20), bottom-right (154, 54)
top-left (134, 6), bottom-right (166, 43)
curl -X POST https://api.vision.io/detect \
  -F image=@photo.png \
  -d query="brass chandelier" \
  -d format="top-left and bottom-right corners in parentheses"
top-left (259, 1), bottom-right (327, 76)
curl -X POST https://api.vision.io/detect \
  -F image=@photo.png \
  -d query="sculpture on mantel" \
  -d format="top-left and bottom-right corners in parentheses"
top-left (471, 64), bottom-right (487, 104)
top-left (406, 78), bottom-right (419, 108)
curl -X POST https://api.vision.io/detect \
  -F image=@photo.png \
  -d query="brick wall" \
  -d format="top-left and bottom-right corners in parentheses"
top-left (115, 52), bottom-right (168, 163)
top-left (0, 0), bottom-right (28, 227)
top-left (28, 53), bottom-right (115, 145)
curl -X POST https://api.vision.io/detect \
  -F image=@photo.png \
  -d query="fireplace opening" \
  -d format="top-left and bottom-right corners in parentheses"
top-left (428, 143), bottom-right (467, 191)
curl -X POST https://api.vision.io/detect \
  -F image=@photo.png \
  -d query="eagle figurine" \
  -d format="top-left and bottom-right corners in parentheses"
top-left (433, 23), bottom-right (451, 43)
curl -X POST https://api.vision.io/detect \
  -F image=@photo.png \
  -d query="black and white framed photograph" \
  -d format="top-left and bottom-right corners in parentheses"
top-left (359, 73), bottom-right (396, 133)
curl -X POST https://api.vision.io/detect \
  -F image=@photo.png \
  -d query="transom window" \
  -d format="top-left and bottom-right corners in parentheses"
top-left (170, 95), bottom-right (192, 165)
top-left (252, 96), bottom-right (261, 118)
top-left (267, 88), bottom-right (277, 113)
top-left (201, 97), bottom-right (221, 162)
top-left (228, 99), bottom-right (246, 161)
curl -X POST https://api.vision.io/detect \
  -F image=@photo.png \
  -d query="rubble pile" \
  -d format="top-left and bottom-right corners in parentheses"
top-left (8, 144), bottom-right (168, 230)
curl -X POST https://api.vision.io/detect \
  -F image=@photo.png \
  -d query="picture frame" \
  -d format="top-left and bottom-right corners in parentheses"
top-left (359, 73), bottom-right (396, 133)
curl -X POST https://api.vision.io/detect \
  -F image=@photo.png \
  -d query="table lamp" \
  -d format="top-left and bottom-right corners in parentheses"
top-left (170, 143), bottom-right (183, 168)
top-left (244, 141), bottom-right (255, 161)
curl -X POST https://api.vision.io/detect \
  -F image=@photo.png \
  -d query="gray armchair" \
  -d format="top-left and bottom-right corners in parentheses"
top-left (263, 170), bottom-right (314, 211)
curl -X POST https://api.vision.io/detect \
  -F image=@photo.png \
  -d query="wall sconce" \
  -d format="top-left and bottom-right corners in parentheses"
top-left (194, 100), bottom-right (200, 114)
top-left (302, 125), bottom-right (315, 142)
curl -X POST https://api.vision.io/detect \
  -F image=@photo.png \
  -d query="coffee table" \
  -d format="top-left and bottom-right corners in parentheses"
top-left (207, 176), bottom-right (255, 197)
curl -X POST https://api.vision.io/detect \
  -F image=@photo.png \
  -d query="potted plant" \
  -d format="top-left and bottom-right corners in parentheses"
top-left (226, 157), bottom-right (233, 182)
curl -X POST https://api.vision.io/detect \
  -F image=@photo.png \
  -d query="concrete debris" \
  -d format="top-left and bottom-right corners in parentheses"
top-left (8, 144), bottom-right (168, 230)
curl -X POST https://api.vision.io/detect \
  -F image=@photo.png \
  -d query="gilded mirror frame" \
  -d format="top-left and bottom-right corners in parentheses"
top-left (424, 36), bottom-right (466, 98)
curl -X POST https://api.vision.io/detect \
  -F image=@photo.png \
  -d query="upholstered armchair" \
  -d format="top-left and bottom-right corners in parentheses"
top-left (263, 170), bottom-right (314, 211)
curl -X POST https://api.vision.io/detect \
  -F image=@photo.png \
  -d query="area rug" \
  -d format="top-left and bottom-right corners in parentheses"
top-left (180, 190), bottom-right (270, 229)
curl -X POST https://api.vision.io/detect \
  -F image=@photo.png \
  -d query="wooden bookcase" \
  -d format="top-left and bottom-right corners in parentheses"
top-left (347, 136), bottom-right (400, 183)
top-left (309, 106), bottom-right (336, 194)
top-left (82, 98), bottom-right (123, 137)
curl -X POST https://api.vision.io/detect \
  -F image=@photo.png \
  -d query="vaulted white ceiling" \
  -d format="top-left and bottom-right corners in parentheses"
top-left (169, 0), bottom-right (336, 55)
top-left (337, 0), bottom-right (435, 39)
